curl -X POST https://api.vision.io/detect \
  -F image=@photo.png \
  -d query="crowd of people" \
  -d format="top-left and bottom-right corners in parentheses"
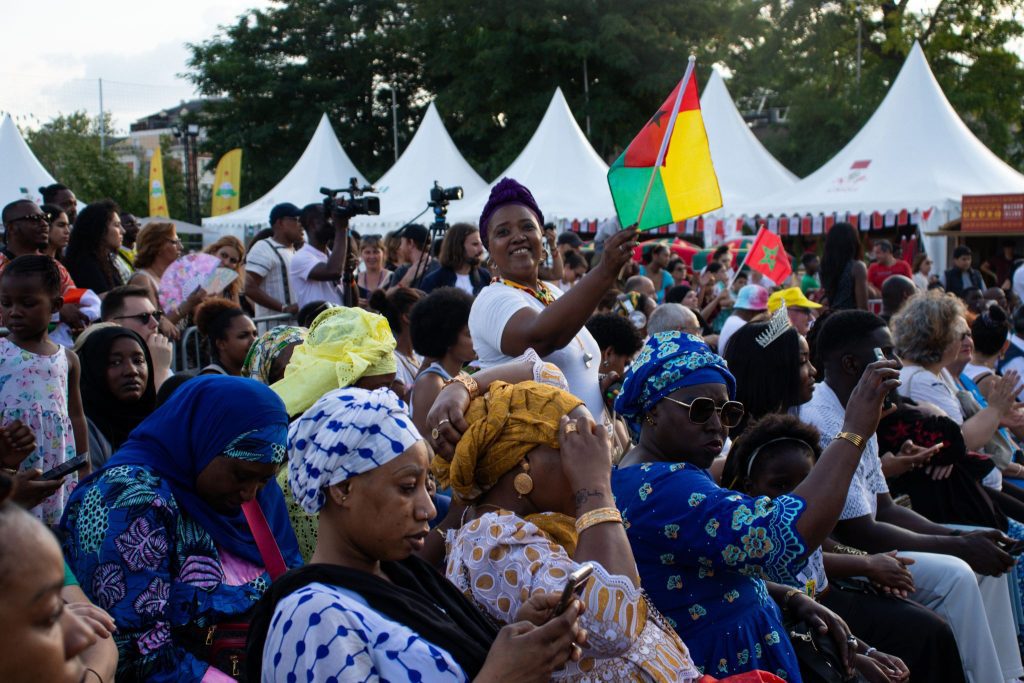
top-left (4, 177), bottom-right (1024, 683)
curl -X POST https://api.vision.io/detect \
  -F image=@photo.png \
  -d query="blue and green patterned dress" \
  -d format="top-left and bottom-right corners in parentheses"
top-left (612, 461), bottom-right (809, 681)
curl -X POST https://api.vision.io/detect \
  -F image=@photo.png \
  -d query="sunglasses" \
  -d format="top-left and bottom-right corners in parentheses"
top-left (11, 213), bottom-right (50, 225)
top-left (114, 311), bottom-right (164, 325)
top-left (661, 395), bottom-right (745, 428)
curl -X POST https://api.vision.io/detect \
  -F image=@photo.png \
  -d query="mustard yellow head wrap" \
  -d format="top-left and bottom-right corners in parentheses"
top-left (271, 306), bottom-right (397, 416)
top-left (433, 380), bottom-right (584, 501)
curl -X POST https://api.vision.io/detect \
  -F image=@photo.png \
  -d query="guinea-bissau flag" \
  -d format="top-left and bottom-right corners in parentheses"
top-left (607, 69), bottom-right (722, 231)
top-left (746, 227), bottom-right (792, 283)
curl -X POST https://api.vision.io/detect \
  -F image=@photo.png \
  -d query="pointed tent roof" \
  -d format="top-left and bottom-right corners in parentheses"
top-left (452, 88), bottom-right (616, 225)
top-left (203, 114), bottom-right (367, 236)
top-left (701, 69), bottom-right (797, 209)
top-left (352, 102), bottom-right (487, 233)
top-left (730, 42), bottom-right (1024, 218)
top-left (0, 114), bottom-right (63, 207)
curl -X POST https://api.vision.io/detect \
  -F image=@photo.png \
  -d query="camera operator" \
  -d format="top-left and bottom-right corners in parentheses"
top-left (387, 224), bottom-right (438, 290)
top-left (289, 203), bottom-right (350, 309)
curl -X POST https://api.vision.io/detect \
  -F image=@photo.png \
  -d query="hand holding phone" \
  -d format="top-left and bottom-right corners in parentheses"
top-left (873, 348), bottom-right (901, 409)
top-left (40, 453), bottom-right (88, 481)
top-left (554, 564), bottom-right (594, 616)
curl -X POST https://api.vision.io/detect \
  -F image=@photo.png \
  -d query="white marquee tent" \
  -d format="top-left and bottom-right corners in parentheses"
top-left (451, 88), bottom-right (616, 226)
top-left (701, 69), bottom-right (797, 210)
top-left (727, 41), bottom-right (1024, 265)
top-left (203, 114), bottom-right (367, 239)
top-left (0, 114), bottom-right (64, 208)
top-left (351, 102), bottom-right (487, 234)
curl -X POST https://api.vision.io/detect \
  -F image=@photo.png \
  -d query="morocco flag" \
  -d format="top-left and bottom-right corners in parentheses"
top-left (607, 67), bottom-right (722, 231)
top-left (746, 228), bottom-right (792, 283)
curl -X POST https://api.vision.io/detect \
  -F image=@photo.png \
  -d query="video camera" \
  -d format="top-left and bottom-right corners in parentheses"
top-left (427, 181), bottom-right (463, 232)
top-left (320, 178), bottom-right (380, 219)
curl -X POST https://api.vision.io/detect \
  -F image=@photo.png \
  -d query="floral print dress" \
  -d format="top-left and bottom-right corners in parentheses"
top-left (60, 464), bottom-right (271, 682)
top-left (612, 462), bottom-right (809, 681)
top-left (446, 510), bottom-right (699, 682)
top-left (0, 337), bottom-right (76, 525)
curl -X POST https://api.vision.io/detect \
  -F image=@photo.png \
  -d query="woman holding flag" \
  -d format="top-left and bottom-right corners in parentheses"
top-left (462, 179), bottom-right (637, 445)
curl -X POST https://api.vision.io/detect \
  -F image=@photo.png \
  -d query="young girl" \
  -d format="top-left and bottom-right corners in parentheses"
top-left (194, 297), bottom-right (257, 376)
top-left (0, 255), bottom-right (87, 526)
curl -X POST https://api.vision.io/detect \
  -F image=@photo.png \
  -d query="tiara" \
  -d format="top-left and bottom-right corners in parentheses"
top-left (755, 304), bottom-right (791, 349)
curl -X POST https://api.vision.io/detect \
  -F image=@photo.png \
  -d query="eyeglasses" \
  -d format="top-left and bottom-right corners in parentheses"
top-left (660, 395), bottom-right (745, 428)
top-left (114, 311), bottom-right (163, 325)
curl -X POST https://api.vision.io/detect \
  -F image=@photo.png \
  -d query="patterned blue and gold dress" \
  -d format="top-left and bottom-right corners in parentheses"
top-left (613, 461), bottom-right (809, 681)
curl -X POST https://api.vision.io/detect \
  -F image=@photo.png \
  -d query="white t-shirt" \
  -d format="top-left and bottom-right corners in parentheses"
top-left (469, 282), bottom-right (608, 425)
top-left (1005, 335), bottom-right (1024, 402)
top-left (799, 381), bottom-right (889, 521)
top-left (245, 238), bottom-right (295, 320)
top-left (717, 314), bottom-right (746, 355)
top-left (289, 243), bottom-right (344, 309)
top-left (898, 366), bottom-right (964, 425)
top-left (454, 272), bottom-right (473, 295)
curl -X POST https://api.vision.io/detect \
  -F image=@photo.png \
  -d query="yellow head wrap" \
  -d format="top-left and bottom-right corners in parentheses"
top-left (434, 380), bottom-right (584, 501)
top-left (271, 306), bottom-right (397, 416)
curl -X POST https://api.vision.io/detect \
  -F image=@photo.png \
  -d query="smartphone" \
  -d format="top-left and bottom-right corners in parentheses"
top-left (998, 538), bottom-right (1024, 555)
top-left (40, 454), bottom-right (88, 481)
top-left (554, 564), bottom-right (594, 616)
top-left (873, 347), bottom-right (900, 409)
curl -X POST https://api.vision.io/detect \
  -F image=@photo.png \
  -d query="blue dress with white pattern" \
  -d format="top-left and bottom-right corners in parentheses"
top-left (262, 581), bottom-right (468, 683)
top-left (612, 461), bottom-right (808, 681)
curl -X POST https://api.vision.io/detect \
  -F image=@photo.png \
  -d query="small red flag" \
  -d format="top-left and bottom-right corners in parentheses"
top-left (746, 228), bottom-right (792, 283)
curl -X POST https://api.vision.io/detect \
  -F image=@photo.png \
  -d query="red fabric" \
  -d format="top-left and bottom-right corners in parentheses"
top-left (746, 228), bottom-right (792, 283)
top-left (241, 500), bottom-right (288, 580)
top-left (624, 73), bottom-right (701, 167)
top-left (867, 260), bottom-right (913, 290)
top-left (699, 671), bottom-right (787, 682)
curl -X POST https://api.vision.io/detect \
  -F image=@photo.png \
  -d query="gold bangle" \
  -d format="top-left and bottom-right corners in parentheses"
top-left (782, 588), bottom-right (802, 612)
top-left (445, 373), bottom-right (479, 399)
top-left (835, 431), bottom-right (866, 450)
top-left (575, 506), bottom-right (623, 534)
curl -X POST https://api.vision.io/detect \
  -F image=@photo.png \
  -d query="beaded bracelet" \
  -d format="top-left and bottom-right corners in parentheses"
top-left (574, 507), bottom-right (622, 534)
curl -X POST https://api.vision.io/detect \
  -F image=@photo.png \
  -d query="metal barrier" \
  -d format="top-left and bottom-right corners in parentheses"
top-left (171, 312), bottom-right (295, 373)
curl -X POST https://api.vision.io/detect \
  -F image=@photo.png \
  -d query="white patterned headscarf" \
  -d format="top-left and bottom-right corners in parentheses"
top-left (288, 386), bottom-right (423, 514)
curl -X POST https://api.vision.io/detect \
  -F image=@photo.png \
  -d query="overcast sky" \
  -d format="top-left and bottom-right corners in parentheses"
top-left (1, 0), bottom-right (1018, 134)
top-left (0, 0), bottom-right (273, 132)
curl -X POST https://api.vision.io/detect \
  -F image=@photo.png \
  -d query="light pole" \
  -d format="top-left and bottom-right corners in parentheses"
top-left (173, 111), bottom-right (201, 225)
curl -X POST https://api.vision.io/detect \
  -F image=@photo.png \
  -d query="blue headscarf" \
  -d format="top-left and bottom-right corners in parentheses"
top-left (99, 375), bottom-right (301, 567)
top-left (615, 331), bottom-right (736, 431)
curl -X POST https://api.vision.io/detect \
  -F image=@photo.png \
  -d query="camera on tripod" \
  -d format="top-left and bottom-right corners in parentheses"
top-left (429, 182), bottom-right (463, 207)
top-left (320, 178), bottom-right (380, 219)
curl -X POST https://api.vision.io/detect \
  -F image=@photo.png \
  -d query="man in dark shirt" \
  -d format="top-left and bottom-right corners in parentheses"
top-left (944, 245), bottom-right (985, 299)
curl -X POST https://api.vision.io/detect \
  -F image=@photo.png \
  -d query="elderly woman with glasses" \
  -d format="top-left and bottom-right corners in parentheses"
top-left (610, 331), bottom-right (900, 680)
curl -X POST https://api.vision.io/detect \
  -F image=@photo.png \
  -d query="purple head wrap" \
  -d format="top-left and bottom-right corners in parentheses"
top-left (478, 177), bottom-right (545, 245)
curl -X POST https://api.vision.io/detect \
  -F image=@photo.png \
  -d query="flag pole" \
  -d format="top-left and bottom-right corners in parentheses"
top-left (726, 228), bottom-right (758, 290)
top-left (634, 55), bottom-right (697, 229)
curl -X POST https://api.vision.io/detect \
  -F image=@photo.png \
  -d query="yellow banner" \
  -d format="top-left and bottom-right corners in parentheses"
top-left (149, 146), bottom-right (169, 218)
top-left (211, 148), bottom-right (242, 216)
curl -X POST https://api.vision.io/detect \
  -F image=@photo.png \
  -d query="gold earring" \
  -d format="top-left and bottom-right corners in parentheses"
top-left (513, 460), bottom-right (534, 498)
top-left (644, 414), bottom-right (657, 426)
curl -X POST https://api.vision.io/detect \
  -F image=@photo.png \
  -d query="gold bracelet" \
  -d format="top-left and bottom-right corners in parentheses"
top-left (782, 588), bottom-right (802, 612)
top-left (444, 373), bottom-right (480, 399)
top-left (575, 507), bottom-right (623, 534)
top-left (835, 431), bottom-right (866, 450)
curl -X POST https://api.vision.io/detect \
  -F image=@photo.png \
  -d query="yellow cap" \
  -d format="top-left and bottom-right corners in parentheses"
top-left (768, 287), bottom-right (822, 313)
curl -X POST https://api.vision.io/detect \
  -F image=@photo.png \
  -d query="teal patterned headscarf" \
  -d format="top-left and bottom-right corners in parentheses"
top-left (615, 331), bottom-right (736, 431)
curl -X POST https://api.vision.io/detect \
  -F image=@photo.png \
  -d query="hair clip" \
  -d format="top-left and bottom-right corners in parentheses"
top-left (755, 304), bottom-right (791, 349)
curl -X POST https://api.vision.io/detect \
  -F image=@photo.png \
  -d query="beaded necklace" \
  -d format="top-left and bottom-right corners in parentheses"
top-left (495, 277), bottom-right (592, 368)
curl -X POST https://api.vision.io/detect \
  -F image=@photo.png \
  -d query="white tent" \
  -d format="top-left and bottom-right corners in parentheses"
top-left (701, 69), bottom-right (797, 209)
top-left (203, 114), bottom-right (367, 239)
top-left (0, 114), bottom-right (63, 208)
top-left (451, 87), bottom-right (616, 226)
top-left (351, 102), bottom-right (486, 234)
top-left (728, 42), bottom-right (1024, 265)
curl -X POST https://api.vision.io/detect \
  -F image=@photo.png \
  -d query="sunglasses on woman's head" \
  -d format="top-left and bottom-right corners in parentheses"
top-left (114, 311), bottom-right (164, 325)
top-left (660, 395), bottom-right (745, 428)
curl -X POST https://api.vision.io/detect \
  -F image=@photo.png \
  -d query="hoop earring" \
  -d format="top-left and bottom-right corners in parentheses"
top-left (513, 460), bottom-right (534, 498)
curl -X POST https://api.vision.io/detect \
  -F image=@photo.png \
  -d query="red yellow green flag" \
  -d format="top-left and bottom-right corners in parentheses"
top-left (607, 66), bottom-right (722, 231)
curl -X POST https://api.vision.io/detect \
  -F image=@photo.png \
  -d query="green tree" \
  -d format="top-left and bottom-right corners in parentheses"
top-left (726, 0), bottom-right (1024, 176)
top-left (25, 112), bottom-right (147, 214)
